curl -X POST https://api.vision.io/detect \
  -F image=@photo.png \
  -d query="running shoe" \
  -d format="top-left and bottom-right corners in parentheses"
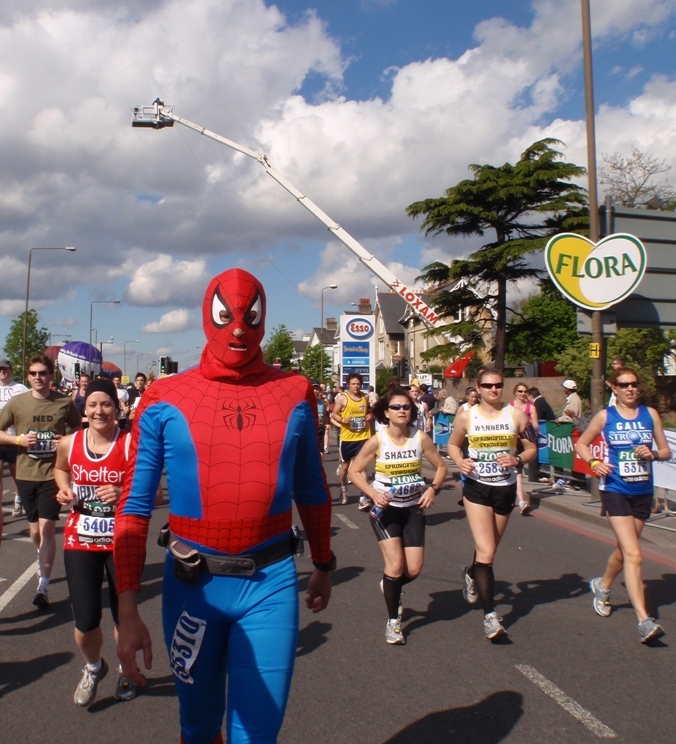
top-left (74, 658), bottom-right (108, 707)
top-left (114, 671), bottom-right (137, 701)
top-left (340, 487), bottom-right (348, 505)
top-left (461, 565), bottom-right (478, 605)
top-left (32, 590), bottom-right (49, 609)
top-left (385, 618), bottom-right (405, 645)
top-left (324, 448), bottom-right (329, 454)
top-left (379, 579), bottom-right (403, 620)
top-left (484, 612), bottom-right (506, 640)
top-left (358, 495), bottom-right (372, 511)
top-left (12, 505), bottom-right (24, 517)
top-left (336, 465), bottom-right (341, 476)
top-left (519, 500), bottom-right (531, 515)
top-left (589, 577), bottom-right (611, 617)
top-left (637, 617), bottom-right (665, 644)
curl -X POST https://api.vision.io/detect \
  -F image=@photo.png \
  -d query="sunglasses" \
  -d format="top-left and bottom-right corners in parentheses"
top-left (616, 381), bottom-right (639, 389)
top-left (516, 389), bottom-right (528, 394)
top-left (479, 382), bottom-right (504, 390)
top-left (388, 404), bottom-right (412, 411)
top-left (28, 370), bottom-right (49, 377)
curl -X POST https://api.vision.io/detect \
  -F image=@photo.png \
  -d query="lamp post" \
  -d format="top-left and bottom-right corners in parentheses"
top-left (89, 300), bottom-right (120, 370)
top-left (23, 246), bottom-right (76, 380)
top-left (320, 284), bottom-right (338, 384)
top-left (137, 352), bottom-right (151, 375)
top-left (123, 340), bottom-right (140, 377)
top-left (99, 338), bottom-right (114, 364)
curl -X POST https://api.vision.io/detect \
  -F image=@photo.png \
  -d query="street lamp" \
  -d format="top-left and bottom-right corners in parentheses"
top-left (89, 300), bottom-right (120, 369)
top-left (137, 352), bottom-right (152, 374)
top-left (320, 284), bottom-right (338, 384)
top-left (23, 246), bottom-right (76, 379)
top-left (49, 333), bottom-right (71, 346)
top-left (123, 340), bottom-right (140, 377)
top-left (99, 338), bottom-right (114, 365)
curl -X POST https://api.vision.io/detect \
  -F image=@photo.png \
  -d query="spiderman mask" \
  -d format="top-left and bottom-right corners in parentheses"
top-left (200, 269), bottom-right (267, 381)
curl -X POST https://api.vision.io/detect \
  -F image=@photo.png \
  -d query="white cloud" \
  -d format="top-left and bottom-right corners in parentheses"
top-left (124, 255), bottom-right (210, 306)
top-left (143, 308), bottom-right (195, 333)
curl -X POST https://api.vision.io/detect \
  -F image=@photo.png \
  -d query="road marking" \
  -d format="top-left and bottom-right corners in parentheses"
top-left (532, 509), bottom-right (676, 570)
top-left (515, 664), bottom-right (617, 739)
top-left (1, 534), bottom-right (32, 542)
top-left (335, 513), bottom-right (359, 529)
top-left (0, 563), bottom-right (36, 615)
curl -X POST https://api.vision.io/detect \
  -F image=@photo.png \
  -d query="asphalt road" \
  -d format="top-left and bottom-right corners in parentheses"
top-left (1, 449), bottom-right (675, 743)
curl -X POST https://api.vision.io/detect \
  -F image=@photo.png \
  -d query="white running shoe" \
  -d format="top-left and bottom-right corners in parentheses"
top-left (484, 612), bottom-right (506, 640)
top-left (385, 618), bottom-right (405, 645)
top-left (589, 577), bottom-right (611, 617)
top-left (74, 659), bottom-right (108, 707)
top-left (461, 565), bottom-right (478, 604)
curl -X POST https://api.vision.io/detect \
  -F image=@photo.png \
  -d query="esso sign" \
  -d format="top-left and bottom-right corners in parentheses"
top-left (346, 318), bottom-right (374, 339)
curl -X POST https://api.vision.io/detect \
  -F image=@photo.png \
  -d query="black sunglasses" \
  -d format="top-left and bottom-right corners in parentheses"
top-left (479, 382), bottom-right (504, 390)
top-left (28, 370), bottom-right (49, 377)
top-left (516, 389), bottom-right (528, 393)
top-left (388, 404), bottom-right (412, 411)
top-left (616, 381), bottom-right (639, 389)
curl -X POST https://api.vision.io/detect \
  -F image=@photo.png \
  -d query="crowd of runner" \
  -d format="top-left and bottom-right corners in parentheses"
top-left (0, 353), bottom-right (670, 719)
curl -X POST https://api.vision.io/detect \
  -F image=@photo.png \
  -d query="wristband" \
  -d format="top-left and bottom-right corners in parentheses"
top-left (589, 458), bottom-right (600, 469)
top-left (429, 483), bottom-right (441, 495)
top-left (515, 454), bottom-right (523, 467)
top-left (15, 435), bottom-right (21, 446)
top-left (312, 552), bottom-right (337, 572)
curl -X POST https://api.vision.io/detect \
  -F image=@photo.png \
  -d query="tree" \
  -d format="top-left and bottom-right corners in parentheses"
top-left (298, 343), bottom-right (332, 383)
top-left (3, 309), bottom-right (50, 381)
top-left (506, 280), bottom-right (578, 365)
top-left (406, 139), bottom-right (587, 373)
top-left (599, 147), bottom-right (676, 209)
top-left (263, 324), bottom-right (295, 370)
top-left (555, 328), bottom-right (673, 403)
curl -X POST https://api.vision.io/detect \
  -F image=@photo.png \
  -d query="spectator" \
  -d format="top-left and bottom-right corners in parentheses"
top-left (558, 380), bottom-right (582, 423)
top-left (528, 387), bottom-right (556, 422)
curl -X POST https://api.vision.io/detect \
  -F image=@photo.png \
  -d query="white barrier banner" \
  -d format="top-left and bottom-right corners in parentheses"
top-left (652, 429), bottom-right (676, 490)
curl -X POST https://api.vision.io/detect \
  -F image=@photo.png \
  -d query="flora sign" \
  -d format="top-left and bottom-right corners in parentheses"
top-left (545, 233), bottom-right (647, 310)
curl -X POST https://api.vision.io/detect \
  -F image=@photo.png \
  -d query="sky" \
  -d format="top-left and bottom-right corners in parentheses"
top-left (1, 0), bottom-right (675, 376)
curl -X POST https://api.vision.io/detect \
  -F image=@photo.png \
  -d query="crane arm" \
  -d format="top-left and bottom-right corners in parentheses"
top-left (131, 99), bottom-right (445, 330)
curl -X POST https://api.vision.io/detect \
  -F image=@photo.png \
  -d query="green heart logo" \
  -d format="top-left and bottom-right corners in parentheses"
top-left (545, 233), bottom-right (647, 310)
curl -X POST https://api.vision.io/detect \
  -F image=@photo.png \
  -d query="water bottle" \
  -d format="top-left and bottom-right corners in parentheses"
top-left (370, 487), bottom-right (395, 519)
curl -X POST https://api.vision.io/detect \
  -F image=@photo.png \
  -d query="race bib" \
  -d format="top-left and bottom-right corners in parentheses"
top-left (350, 417), bottom-right (366, 432)
top-left (389, 474), bottom-right (425, 500)
top-left (618, 451), bottom-right (650, 482)
top-left (472, 450), bottom-right (510, 482)
top-left (170, 611), bottom-right (207, 685)
top-left (76, 513), bottom-right (115, 537)
top-left (27, 430), bottom-right (56, 460)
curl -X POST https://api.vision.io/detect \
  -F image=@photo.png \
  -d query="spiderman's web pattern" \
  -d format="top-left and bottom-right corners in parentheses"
top-left (115, 366), bottom-right (332, 587)
top-left (114, 513), bottom-right (149, 593)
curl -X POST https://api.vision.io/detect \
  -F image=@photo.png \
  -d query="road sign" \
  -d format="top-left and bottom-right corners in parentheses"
top-left (600, 204), bottom-right (676, 327)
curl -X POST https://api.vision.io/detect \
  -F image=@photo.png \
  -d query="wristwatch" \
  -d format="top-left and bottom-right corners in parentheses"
top-left (429, 483), bottom-right (442, 495)
top-left (312, 552), bottom-right (337, 572)
top-left (515, 454), bottom-right (523, 467)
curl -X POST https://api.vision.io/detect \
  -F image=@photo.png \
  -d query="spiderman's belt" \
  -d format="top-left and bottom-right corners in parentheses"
top-left (158, 524), bottom-right (297, 582)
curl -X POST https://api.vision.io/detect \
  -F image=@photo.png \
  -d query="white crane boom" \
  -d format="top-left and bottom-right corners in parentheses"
top-left (131, 99), bottom-right (446, 330)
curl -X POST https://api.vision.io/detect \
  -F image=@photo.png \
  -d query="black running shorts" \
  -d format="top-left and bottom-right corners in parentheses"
top-left (370, 504), bottom-right (426, 547)
top-left (600, 490), bottom-right (652, 521)
top-left (16, 480), bottom-right (60, 523)
top-left (462, 478), bottom-right (517, 516)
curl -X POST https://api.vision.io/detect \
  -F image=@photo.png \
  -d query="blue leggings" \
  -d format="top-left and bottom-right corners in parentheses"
top-left (162, 555), bottom-right (299, 744)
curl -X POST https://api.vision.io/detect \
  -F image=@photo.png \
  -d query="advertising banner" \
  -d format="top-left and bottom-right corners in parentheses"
top-left (339, 314), bottom-right (375, 391)
top-left (433, 412), bottom-right (454, 448)
top-left (572, 429), bottom-right (606, 475)
top-left (536, 422), bottom-right (549, 465)
top-left (652, 429), bottom-right (676, 491)
top-left (546, 421), bottom-right (575, 470)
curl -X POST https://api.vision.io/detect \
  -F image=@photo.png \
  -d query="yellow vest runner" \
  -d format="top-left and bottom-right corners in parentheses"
top-left (465, 404), bottom-right (518, 486)
top-left (339, 394), bottom-right (370, 442)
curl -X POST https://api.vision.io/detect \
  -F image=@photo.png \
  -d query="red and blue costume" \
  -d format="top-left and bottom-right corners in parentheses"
top-left (114, 269), bottom-right (332, 744)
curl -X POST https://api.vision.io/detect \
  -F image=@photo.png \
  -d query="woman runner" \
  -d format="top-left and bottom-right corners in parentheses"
top-left (55, 378), bottom-right (136, 706)
top-left (576, 367), bottom-right (670, 644)
top-left (510, 382), bottom-right (539, 515)
top-left (448, 369), bottom-right (536, 640)
top-left (349, 387), bottom-right (447, 645)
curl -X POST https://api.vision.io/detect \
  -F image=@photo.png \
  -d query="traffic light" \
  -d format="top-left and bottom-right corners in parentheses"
top-left (74, 362), bottom-right (81, 379)
top-left (170, 360), bottom-right (179, 374)
top-left (159, 355), bottom-right (168, 375)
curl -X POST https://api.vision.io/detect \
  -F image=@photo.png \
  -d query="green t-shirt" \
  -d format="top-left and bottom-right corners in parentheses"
top-left (0, 391), bottom-right (82, 481)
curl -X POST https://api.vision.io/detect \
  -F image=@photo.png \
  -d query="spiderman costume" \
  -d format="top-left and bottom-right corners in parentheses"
top-left (114, 269), bottom-right (333, 744)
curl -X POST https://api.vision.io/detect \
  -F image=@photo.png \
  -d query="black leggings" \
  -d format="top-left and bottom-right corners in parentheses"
top-left (64, 550), bottom-right (118, 633)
